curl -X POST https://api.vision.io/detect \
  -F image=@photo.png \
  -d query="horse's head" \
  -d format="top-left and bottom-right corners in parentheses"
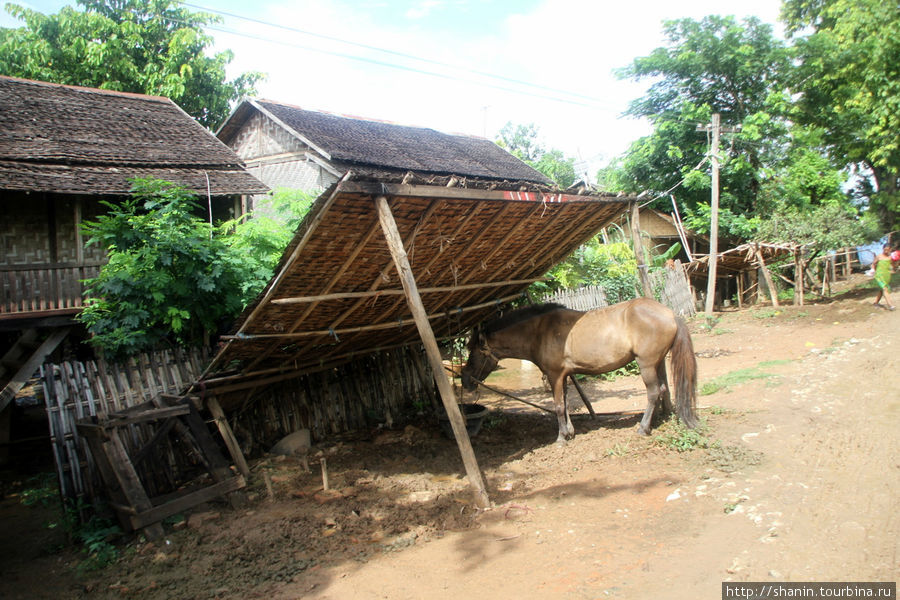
top-left (460, 326), bottom-right (499, 391)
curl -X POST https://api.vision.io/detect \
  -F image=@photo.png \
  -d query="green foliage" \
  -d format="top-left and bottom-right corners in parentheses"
top-left (782, 0), bottom-right (900, 232)
top-left (497, 121), bottom-right (577, 187)
top-left (699, 363), bottom-right (783, 396)
top-left (753, 202), bottom-right (875, 258)
top-left (78, 179), bottom-right (252, 357)
top-left (219, 188), bottom-right (316, 301)
top-left (19, 473), bottom-right (59, 507)
top-left (0, 0), bottom-right (263, 129)
top-left (653, 417), bottom-right (712, 452)
top-left (74, 514), bottom-right (121, 573)
top-left (537, 238), bottom-right (640, 303)
top-left (608, 16), bottom-right (793, 229)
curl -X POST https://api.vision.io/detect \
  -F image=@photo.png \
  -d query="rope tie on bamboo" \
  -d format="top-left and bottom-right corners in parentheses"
top-left (328, 328), bottom-right (340, 342)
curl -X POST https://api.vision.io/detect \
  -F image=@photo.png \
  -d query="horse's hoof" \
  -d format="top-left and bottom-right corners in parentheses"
top-left (554, 438), bottom-right (568, 447)
top-left (636, 425), bottom-right (651, 436)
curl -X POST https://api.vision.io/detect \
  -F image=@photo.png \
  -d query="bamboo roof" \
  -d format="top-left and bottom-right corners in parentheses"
top-left (0, 76), bottom-right (268, 196)
top-left (199, 173), bottom-right (631, 393)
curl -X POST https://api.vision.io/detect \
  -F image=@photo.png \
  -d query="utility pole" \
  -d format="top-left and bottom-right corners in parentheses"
top-left (697, 113), bottom-right (738, 314)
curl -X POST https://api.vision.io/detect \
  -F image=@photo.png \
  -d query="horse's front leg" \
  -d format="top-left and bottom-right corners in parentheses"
top-left (550, 372), bottom-right (575, 444)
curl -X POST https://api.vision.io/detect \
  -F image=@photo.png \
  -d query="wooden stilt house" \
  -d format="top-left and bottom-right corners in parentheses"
top-left (0, 76), bottom-right (267, 455)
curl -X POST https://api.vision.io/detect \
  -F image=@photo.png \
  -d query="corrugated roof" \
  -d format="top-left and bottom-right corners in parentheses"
top-left (0, 76), bottom-right (268, 195)
top-left (218, 99), bottom-right (551, 184)
top-left (198, 174), bottom-right (631, 399)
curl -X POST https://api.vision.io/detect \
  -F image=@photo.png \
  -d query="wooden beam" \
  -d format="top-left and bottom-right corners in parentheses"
top-left (206, 396), bottom-right (250, 478)
top-left (340, 181), bottom-right (632, 204)
top-left (630, 201), bottom-right (653, 298)
top-left (755, 244), bottom-right (779, 307)
top-left (270, 278), bottom-right (543, 305)
top-left (221, 292), bottom-right (525, 342)
top-left (0, 327), bottom-right (70, 412)
top-left (375, 195), bottom-right (489, 509)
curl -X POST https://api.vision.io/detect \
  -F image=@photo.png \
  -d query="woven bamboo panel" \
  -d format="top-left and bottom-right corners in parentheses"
top-left (204, 176), bottom-right (630, 390)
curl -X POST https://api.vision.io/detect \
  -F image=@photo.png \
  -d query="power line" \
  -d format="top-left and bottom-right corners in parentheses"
top-left (176, 1), bottom-right (622, 111)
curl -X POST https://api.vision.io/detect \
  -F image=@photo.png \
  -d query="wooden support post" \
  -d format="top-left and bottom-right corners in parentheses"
top-left (794, 249), bottom-right (804, 306)
top-left (629, 201), bottom-right (653, 298)
top-left (375, 195), bottom-right (489, 508)
top-left (755, 245), bottom-right (779, 308)
top-left (206, 396), bottom-right (250, 479)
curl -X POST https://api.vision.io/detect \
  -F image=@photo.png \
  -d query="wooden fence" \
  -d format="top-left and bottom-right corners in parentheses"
top-left (40, 344), bottom-right (438, 504)
top-left (542, 262), bottom-right (696, 317)
top-left (41, 347), bottom-right (211, 503)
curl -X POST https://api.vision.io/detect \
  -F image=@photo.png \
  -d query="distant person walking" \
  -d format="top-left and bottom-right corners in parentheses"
top-left (872, 245), bottom-right (895, 310)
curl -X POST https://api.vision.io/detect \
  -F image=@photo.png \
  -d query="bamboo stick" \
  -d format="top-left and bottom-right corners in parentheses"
top-left (270, 278), bottom-right (543, 305)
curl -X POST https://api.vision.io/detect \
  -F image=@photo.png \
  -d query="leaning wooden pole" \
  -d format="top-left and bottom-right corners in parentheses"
top-left (629, 201), bottom-right (653, 298)
top-left (375, 195), bottom-right (490, 508)
top-left (754, 244), bottom-right (779, 308)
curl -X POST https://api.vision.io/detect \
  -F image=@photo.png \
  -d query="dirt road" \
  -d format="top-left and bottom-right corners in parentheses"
top-left (2, 286), bottom-right (897, 599)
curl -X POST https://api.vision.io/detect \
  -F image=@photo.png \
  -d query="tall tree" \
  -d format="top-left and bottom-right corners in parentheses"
top-left (497, 122), bottom-right (577, 188)
top-left (782, 0), bottom-right (900, 232)
top-left (610, 19), bottom-right (784, 223)
top-left (605, 15), bottom-right (852, 241)
top-left (0, 0), bottom-right (262, 129)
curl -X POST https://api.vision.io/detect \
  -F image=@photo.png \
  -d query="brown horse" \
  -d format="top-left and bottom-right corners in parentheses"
top-left (461, 298), bottom-right (699, 444)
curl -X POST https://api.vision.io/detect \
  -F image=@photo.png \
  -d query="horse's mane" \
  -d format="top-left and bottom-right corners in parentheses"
top-left (481, 303), bottom-right (567, 335)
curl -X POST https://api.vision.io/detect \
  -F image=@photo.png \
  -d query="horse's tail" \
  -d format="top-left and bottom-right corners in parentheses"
top-left (670, 317), bottom-right (700, 429)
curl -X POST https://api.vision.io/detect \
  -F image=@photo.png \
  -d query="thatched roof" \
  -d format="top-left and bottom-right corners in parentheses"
top-left (688, 242), bottom-right (800, 275)
top-left (0, 76), bottom-right (268, 196)
top-left (199, 174), bottom-right (631, 395)
top-left (217, 99), bottom-right (551, 184)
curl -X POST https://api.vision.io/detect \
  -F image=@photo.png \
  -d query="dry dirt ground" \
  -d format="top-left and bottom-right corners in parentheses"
top-left (1, 276), bottom-right (898, 599)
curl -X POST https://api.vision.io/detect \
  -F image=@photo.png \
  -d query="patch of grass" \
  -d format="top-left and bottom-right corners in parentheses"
top-left (605, 442), bottom-right (631, 457)
top-left (700, 362), bottom-right (785, 396)
top-left (19, 473), bottom-right (59, 508)
top-left (706, 405), bottom-right (729, 415)
top-left (653, 417), bottom-right (714, 452)
top-left (711, 328), bottom-right (733, 336)
top-left (752, 308), bottom-right (781, 319)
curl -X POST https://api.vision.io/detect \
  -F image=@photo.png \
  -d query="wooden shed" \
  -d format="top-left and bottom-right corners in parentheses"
top-left (194, 170), bottom-right (630, 504)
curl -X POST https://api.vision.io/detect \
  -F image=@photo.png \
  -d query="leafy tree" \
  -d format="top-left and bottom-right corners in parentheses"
top-left (754, 203), bottom-right (875, 262)
top-left (0, 0), bottom-right (262, 128)
top-left (782, 0), bottom-right (900, 232)
top-left (497, 121), bottom-right (577, 188)
top-left (219, 188), bottom-right (317, 301)
top-left (79, 180), bottom-right (250, 357)
top-left (80, 181), bottom-right (315, 358)
top-left (609, 16), bottom-right (793, 230)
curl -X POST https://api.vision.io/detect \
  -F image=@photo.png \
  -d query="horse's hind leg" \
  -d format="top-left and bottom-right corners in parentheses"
top-left (550, 372), bottom-right (575, 444)
top-left (637, 360), bottom-right (663, 436)
top-left (657, 362), bottom-right (675, 417)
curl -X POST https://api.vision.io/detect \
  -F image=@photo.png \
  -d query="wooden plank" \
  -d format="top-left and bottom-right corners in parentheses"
top-left (206, 396), bottom-right (250, 478)
top-left (132, 476), bottom-right (245, 530)
top-left (375, 195), bottom-right (489, 508)
top-left (630, 201), bottom-right (653, 298)
top-left (0, 328), bottom-right (70, 412)
top-left (341, 181), bottom-right (631, 204)
top-left (270, 278), bottom-right (543, 305)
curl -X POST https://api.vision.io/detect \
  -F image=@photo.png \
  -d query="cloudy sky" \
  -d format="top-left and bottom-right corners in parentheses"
top-left (3, 0), bottom-right (784, 177)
